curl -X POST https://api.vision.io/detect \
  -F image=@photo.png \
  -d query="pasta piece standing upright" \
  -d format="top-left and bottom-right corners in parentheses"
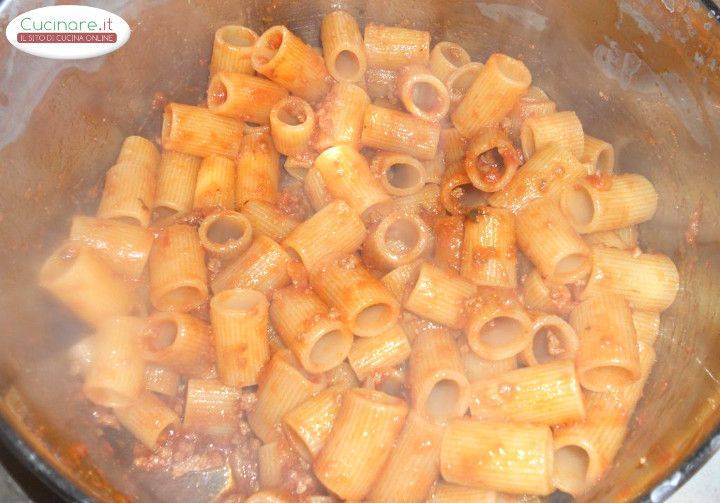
top-left (269, 97), bottom-right (316, 158)
top-left (460, 206), bottom-right (517, 289)
top-left (396, 65), bottom-right (451, 122)
top-left (84, 316), bottom-right (146, 408)
top-left (570, 293), bottom-right (640, 391)
top-left (252, 26), bottom-right (331, 103)
top-left (363, 210), bottom-right (434, 271)
top-left (148, 224), bottom-right (208, 312)
top-left (210, 288), bottom-right (270, 387)
top-left (314, 388), bottom-right (409, 500)
top-left (193, 155), bottom-right (236, 210)
top-left (451, 53), bottom-right (532, 138)
top-left (320, 10), bottom-right (367, 82)
top-left (314, 82), bottom-right (370, 150)
top-left (409, 330), bottom-right (471, 420)
top-left (581, 135), bottom-right (615, 174)
top-left (198, 210), bottom-right (253, 260)
top-left (152, 150), bottom-right (201, 220)
top-left (143, 311), bottom-right (214, 377)
top-left (113, 391), bottom-right (179, 450)
top-left (521, 313), bottom-right (579, 366)
top-left (210, 25), bottom-right (258, 76)
top-left (364, 24), bottom-right (430, 69)
top-left (463, 128), bottom-right (520, 193)
top-left (370, 151), bottom-right (427, 196)
top-left (283, 385), bottom-right (345, 460)
top-left (97, 136), bottom-right (160, 227)
top-left (236, 130), bottom-right (280, 206)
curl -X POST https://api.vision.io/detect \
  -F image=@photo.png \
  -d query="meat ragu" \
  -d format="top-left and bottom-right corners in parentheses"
top-left (39, 8), bottom-right (681, 503)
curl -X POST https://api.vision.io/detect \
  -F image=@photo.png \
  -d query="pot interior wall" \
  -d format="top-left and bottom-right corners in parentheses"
top-left (0, 0), bottom-right (719, 501)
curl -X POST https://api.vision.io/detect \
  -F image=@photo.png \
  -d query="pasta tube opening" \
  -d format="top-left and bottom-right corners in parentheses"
top-left (309, 328), bottom-right (351, 370)
top-left (214, 288), bottom-right (266, 313)
top-left (252, 26), bottom-right (286, 68)
top-left (440, 173), bottom-right (487, 215)
top-left (199, 211), bottom-right (253, 258)
top-left (356, 303), bottom-right (396, 333)
top-left (463, 129), bottom-right (520, 192)
top-left (218, 25), bottom-right (257, 48)
top-left (144, 318), bottom-right (176, 352)
top-left (563, 184), bottom-right (594, 226)
top-left (553, 444), bottom-right (592, 495)
top-left (376, 154), bottom-right (426, 196)
top-left (398, 66), bottom-right (450, 121)
top-left (524, 316), bottom-right (578, 366)
top-left (426, 378), bottom-right (463, 417)
top-left (333, 50), bottom-right (361, 80)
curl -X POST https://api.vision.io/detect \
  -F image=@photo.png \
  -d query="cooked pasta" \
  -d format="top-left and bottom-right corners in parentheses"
top-left (41, 11), bottom-right (680, 501)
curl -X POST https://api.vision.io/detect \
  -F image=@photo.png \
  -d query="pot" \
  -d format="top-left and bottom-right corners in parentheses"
top-left (0, 0), bottom-right (719, 501)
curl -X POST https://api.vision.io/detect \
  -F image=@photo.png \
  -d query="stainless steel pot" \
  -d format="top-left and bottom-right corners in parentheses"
top-left (0, 0), bottom-right (719, 501)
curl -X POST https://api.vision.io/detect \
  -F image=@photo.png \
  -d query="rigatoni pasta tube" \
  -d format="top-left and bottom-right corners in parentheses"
top-left (249, 350), bottom-right (321, 443)
top-left (283, 200), bottom-right (366, 272)
top-left (515, 198), bottom-right (592, 284)
top-left (314, 146), bottom-right (390, 215)
top-left (520, 111), bottom-right (585, 159)
top-left (364, 24), bottom-right (430, 69)
top-left (325, 361), bottom-right (360, 389)
top-left (363, 210), bottom-right (434, 271)
top-left (428, 482), bottom-right (496, 503)
top-left (404, 262), bottom-right (477, 329)
top-left (433, 215), bottom-right (464, 273)
top-left (464, 291), bottom-right (533, 360)
top-left (269, 97), bottom-right (316, 157)
top-left (461, 207), bottom-right (517, 289)
top-left (469, 359), bottom-right (585, 424)
top-left (183, 378), bottom-right (241, 437)
top-left (83, 316), bottom-right (146, 408)
top-left (148, 224), bottom-right (208, 312)
top-left (39, 242), bottom-right (138, 327)
top-left (321, 11), bottom-right (367, 82)
top-left (559, 174), bottom-right (658, 233)
top-left (251, 26), bottom-right (331, 103)
top-left (348, 324), bottom-right (411, 381)
top-left (397, 65), bottom-right (450, 122)
top-left (580, 246), bottom-right (679, 311)
top-left (193, 155), bottom-right (236, 210)
top-left (162, 103), bottom-right (243, 159)
top-left (283, 385), bottom-right (344, 459)
top-left (487, 144), bottom-right (586, 212)
top-left (152, 150), bottom-right (200, 220)
top-left (440, 419), bottom-right (554, 495)
top-left (198, 210), bottom-right (253, 260)
top-left (409, 330), bottom-right (470, 420)
top-left (440, 127), bottom-right (468, 164)
top-left (430, 41), bottom-right (471, 82)
top-left (463, 128), bottom-right (520, 192)
top-left (361, 104), bottom-right (440, 160)
top-left (423, 154), bottom-right (446, 185)
top-left (142, 311), bottom-right (214, 377)
top-left (210, 25), bottom-right (258, 76)
top-left (210, 288), bottom-right (269, 387)
top-left (521, 313), bottom-right (579, 367)
top-left (241, 200), bottom-right (299, 242)
top-left (314, 82), bottom-right (370, 150)
top-left (552, 342), bottom-right (655, 495)
top-left (451, 54), bottom-right (532, 138)
top-left (314, 388), bottom-right (408, 500)
top-left (581, 135), bottom-right (614, 174)
top-left (113, 391), bottom-right (179, 450)
top-left (236, 130), bottom-right (280, 206)
top-left (503, 86), bottom-right (557, 142)
top-left (211, 235), bottom-right (292, 296)
top-left (570, 293), bottom-right (640, 391)
top-left (207, 72), bottom-right (288, 124)
top-left (310, 254), bottom-right (400, 337)
top-left (69, 216), bottom-right (153, 280)
top-left (368, 411), bottom-right (444, 503)
top-left (370, 151), bottom-right (426, 196)
top-left (520, 268), bottom-right (573, 316)
top-left (97, 136), bottom-right (159, 227)
top-left (269, 286), bottom-right (352, 373)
